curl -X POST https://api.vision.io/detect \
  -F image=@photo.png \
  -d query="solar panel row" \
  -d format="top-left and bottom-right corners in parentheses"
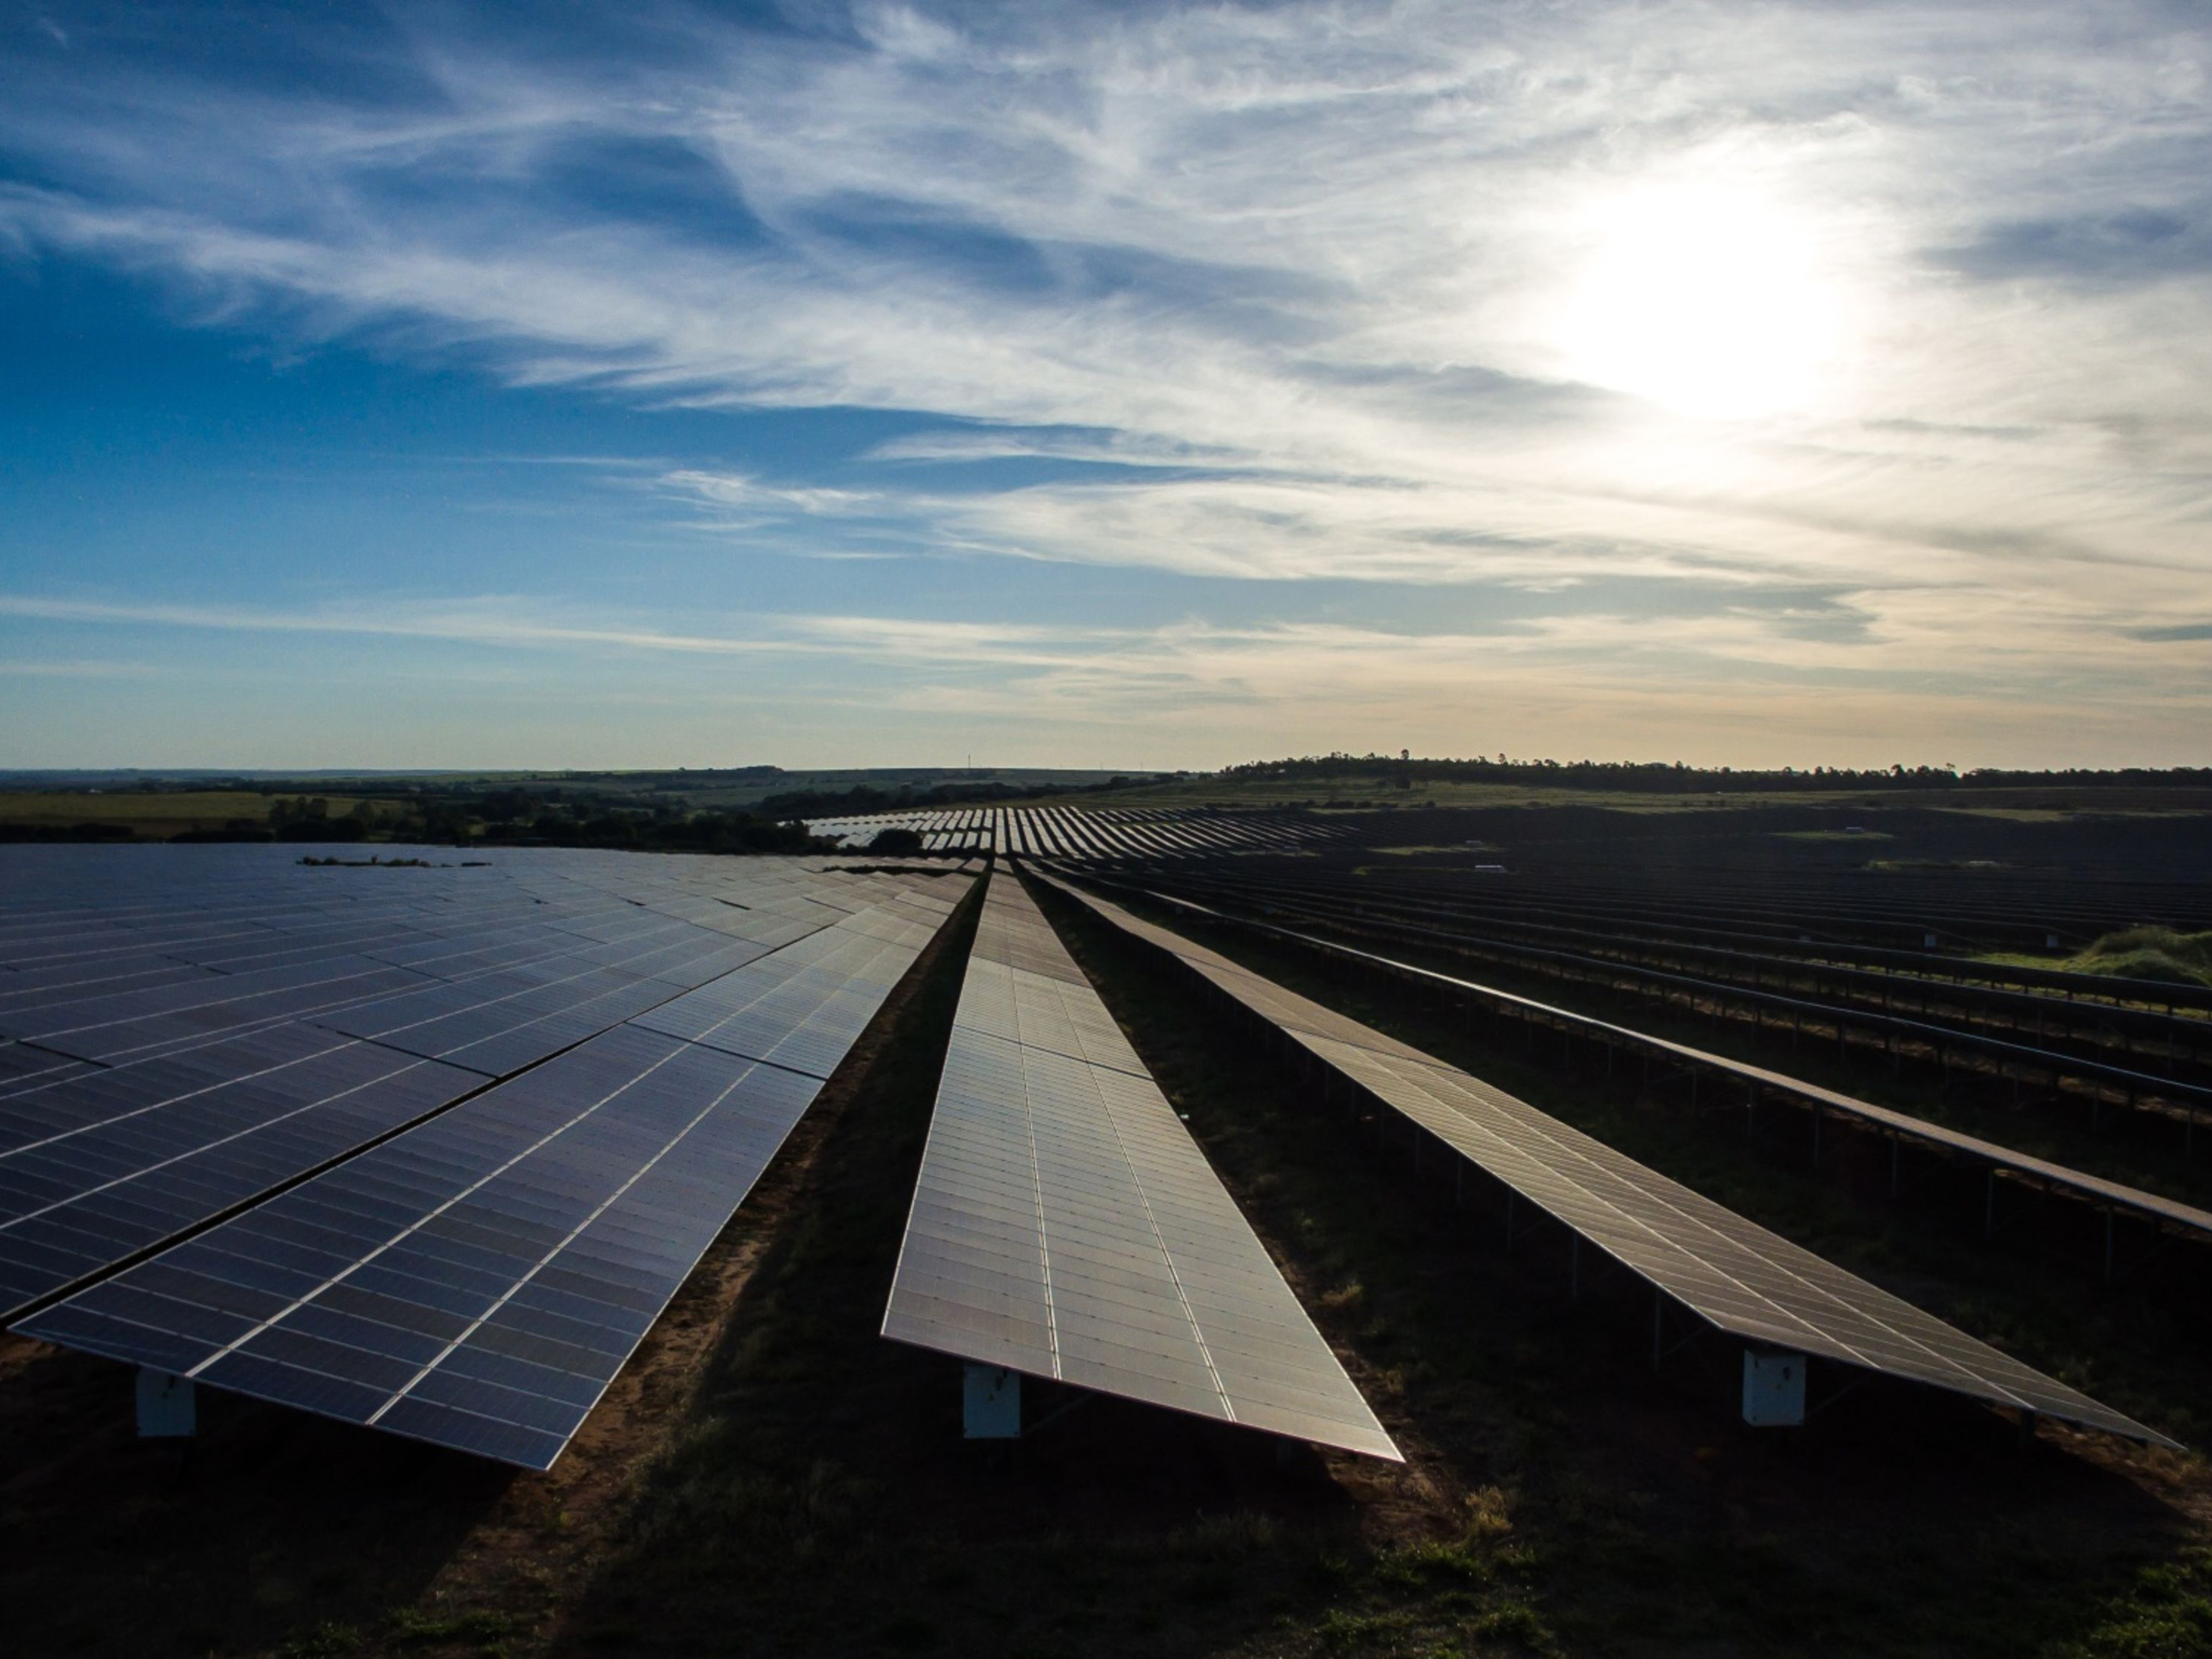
top-left (806, 805), bottom-right (1347, 861)
top-left (4, 839), bottom-right (2176, 1469)
top-left (0, 1025), bottom-right (482, 1317)
top-left (882, 869), bottom-right (1400, 1461)
top-left (0, 849), bottom-right (926, 1318)
top-left (1033, 871), bottom-right (2176, 1449)
top-left (1142, 888), bottom-right (2212, 1250)
top-left (26, 1025), bottom-right (821, 1467)
top-left (6, 847), bottom-right (973, 1467)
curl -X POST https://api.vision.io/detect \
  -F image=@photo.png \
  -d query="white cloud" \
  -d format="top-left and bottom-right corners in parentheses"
top-left (1, 1), bottom-right (2208, 755)
top-left (655, 470), bottom-right (879, 517)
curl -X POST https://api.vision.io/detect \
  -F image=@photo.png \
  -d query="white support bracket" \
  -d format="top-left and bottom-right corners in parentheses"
top-left (1741, 1350), bottom-right (1808, 1427)
top-left (136, 1367), bottom-right (196, 1440)
top-left (962, 1363), bottom-right (1020, 1439)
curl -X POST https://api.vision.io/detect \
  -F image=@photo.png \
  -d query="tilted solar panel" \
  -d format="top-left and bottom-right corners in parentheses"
top-left (882, 870), bottom-right (1399, 1461)
top-left (1038, 873), bottom-right (2176, 1449)
top-left (0, 956), bottom-right (441, 1065)
top-left (19, 1026), bottom-right (818, 1466)
top-left (0, 1025), bottom-right (483, 1317)
top-left (312, 965), bottom-right (686, 1079)
top-left (12, 850), bottom-right (973, 1467)
top-left (0, 1042), bottom-right (98, 1093)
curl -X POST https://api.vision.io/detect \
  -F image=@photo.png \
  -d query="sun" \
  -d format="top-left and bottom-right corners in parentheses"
top-left (1556, 180), bottom-right (1848, 420)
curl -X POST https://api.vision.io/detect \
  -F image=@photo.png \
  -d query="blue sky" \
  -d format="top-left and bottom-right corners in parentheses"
top-left (1, 1), bottom-right (2207, 770)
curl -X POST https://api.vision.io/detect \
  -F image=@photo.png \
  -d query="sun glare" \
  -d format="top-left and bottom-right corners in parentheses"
top-left (1557, 181), bottom-right (1848, 420)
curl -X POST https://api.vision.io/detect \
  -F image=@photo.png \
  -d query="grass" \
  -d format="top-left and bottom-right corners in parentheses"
top-left (0, 789), bottom-right (395, 841)
top-left (1985, 928), bottom-right (2212, 991)
top-left (2067, 929), bottom-right (2212, 990)
top-left (0, 788), bottom-right (306, 834)
top-left (387, 1606), bottom-right (519, 1646)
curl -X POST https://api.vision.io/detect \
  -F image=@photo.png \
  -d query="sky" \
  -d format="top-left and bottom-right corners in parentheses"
top-left (1, 0), bottom-right (2208, 772)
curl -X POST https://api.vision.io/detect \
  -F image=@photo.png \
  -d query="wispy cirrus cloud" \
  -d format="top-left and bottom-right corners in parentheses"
top-left (0, 593), bottom-right (802, 658)
top-left (1, 1), bottom-right (2208, 763)
top-left (654, 471), bottom-right (879, 519)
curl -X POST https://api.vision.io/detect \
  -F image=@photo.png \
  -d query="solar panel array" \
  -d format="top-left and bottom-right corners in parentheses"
top-left (1065, 881), bottom-right (2212, 1253)
top-left (1036, 872), bottom-right (2176, 1448)
top-left (5, 845), bottom-right (971, 1467)
top-left (0, 845), bottom-right (895, 1316)
top-left (808, 805), bottom-right (1347, 859)
top-left (882, 870), bottom-right (1399, 1460)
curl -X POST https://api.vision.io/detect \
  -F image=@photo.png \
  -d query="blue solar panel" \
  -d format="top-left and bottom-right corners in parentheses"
top-left (10, 846), bottom-right (973, 1467)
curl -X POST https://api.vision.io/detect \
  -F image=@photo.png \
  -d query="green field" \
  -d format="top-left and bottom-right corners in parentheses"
top-left (0, 789), bottom-right (375, 838)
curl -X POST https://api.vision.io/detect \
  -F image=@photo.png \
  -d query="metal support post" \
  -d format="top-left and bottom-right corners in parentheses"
top-left (136, 1368), bottom-right (195, 1441)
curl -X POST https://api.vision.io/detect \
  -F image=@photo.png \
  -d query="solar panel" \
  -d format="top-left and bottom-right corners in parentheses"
top-left (0, 1042), bottom-right (97, 1092)
top-left (12, 848), bottom-right (974, 1468)
top-left (1036, 873), bottom-right (2178, 1449)
top-left (882, 870), bottom-right (1399, 1461)
top-left (0, 1025), bottom-right (483, 1316)
top-left (0, 957), bottom-right (229, 1011)
top-left (0, 956), bottom-right (440, 1065)
top-left (630, 920), bottom-right (940, 1079)
top-left (1178, 895), bottom-right (2212, 1248)
top-left (312, 965), bottom-right (690, 1079)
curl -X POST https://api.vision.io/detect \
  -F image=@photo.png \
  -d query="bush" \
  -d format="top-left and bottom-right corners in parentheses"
top-left (865, 827), bottom-right (926, 857)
